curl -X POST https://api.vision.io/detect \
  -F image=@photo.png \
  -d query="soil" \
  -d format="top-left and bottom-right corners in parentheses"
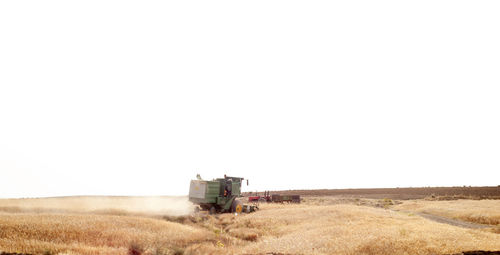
top-left (244, 186), bottom-right (500, 200)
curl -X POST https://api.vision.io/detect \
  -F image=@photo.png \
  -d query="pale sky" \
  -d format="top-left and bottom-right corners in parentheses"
top-left (1, 0), bottom-right (499, 198)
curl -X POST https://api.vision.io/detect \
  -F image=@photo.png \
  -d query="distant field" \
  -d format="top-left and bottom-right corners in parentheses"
top-left (251, 186), bottom-right (500, 200)
top-left (0, 194), bottom-right (499, 255)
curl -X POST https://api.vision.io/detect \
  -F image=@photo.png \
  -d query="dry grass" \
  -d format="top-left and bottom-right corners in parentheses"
top-left (0, 197), bottom-right (499, 255)
top-left (394, 199), bottom-right (500, 226)
top-left (0, 213), bottom-right (215, 255)
top-left (231, 203), bottom-right (500, 255)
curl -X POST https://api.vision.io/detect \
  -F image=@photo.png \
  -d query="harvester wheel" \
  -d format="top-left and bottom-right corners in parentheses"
top-left (231, 200), bottom-right (243, 214)
top-left (209, 206), bottom-right (216, 215)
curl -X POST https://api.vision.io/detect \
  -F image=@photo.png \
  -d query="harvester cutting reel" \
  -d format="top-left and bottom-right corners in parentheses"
top-left (194, 198), bottom-right (258, 214)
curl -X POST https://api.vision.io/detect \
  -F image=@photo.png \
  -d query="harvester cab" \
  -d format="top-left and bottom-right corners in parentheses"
top-left (189, 175), bottom-right (257, 214)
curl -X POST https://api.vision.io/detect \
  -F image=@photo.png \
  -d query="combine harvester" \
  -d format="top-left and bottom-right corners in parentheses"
top-left (189, 175), bottom-right (258, 214)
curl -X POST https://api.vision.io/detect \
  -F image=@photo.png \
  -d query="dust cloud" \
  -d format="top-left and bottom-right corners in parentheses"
top-left (0, 196), bottom-right (194, 216)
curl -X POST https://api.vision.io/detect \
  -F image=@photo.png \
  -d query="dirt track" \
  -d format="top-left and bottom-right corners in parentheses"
top-left (399, 211), bottom-right (491, 229)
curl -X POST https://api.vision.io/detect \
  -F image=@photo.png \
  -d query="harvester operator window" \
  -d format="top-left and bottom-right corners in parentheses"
top-left (224, 179), bottom-right (232, 197)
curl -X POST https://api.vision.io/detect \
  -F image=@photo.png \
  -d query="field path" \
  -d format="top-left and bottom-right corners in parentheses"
top-left (396, 210), bottom-right (490, 229)
top-left (416, 212), bottom-right (490, 229)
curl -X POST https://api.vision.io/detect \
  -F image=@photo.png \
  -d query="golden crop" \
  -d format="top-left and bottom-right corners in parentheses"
top-left (0, 197), bottom-right (499, 255)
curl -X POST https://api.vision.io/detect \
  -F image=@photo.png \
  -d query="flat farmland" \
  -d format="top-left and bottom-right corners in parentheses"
top-left (258, 186), bottom-right (500, 200)
top-left (0, 189), bottom-right (499, 255)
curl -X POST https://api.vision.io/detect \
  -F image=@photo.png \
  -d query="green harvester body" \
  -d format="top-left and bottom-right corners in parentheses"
top-left (189, 175), bottom-right (256, 213)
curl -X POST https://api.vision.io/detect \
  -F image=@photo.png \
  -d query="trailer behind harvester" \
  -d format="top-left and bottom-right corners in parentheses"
top-left (248, 191), bottom-right (301, 203)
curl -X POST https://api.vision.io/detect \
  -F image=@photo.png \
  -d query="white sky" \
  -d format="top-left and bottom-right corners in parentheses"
top-left (1, 1), bottom-right (499, 198)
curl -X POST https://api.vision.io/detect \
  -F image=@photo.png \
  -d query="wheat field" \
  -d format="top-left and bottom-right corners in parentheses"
top-left (0, 197), bottom-right (499, 255)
